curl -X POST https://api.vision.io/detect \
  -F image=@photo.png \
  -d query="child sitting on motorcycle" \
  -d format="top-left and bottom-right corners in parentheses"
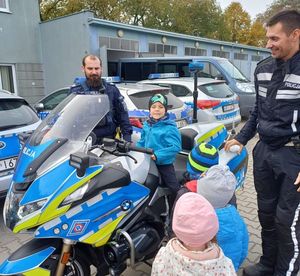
top-left (185, 164), bottom-right (249, 271)
top-left (136, 93), bottom-right (181, 193)
top-left (151, 192), bottom-right (236, 275)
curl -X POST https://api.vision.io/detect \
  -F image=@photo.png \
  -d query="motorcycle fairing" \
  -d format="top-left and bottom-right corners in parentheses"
top-left (0, 238), bottom-right (63, 275)
top-left (12, 164), bottom-right (103, 233)
top-left (0, 246), bottom-right (54, 275)
top-left (219, 147), bottom-right (248, 189)
top-left (227, 147), bottom-right (248, 189)
top-left (195, 123), bottom-right (227, 149)
top-left (13, 139), bottom-right (54, 183)
top-left (35, 181), bottom-right (150, 246)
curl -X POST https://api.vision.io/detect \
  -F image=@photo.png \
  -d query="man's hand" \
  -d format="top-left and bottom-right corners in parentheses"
top-left (224, 139), bottom-right (243, 154)
top-left (294, 172), bottom-right (300, 192)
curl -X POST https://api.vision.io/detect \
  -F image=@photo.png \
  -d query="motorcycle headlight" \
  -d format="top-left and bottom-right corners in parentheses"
top-left (61, 182), bottom-right (89, 206)
top-left (17, 198), bottom-right (47, 219)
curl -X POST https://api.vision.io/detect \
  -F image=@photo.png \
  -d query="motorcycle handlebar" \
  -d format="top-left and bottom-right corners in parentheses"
top-left (127, 144), bottom-right (154, 155)
top-left (102, 138), bottom-right (154, 155)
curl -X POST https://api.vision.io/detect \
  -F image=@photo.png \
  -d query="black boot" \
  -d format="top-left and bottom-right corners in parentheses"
top-left (243, 263), bottom-right (274, 276)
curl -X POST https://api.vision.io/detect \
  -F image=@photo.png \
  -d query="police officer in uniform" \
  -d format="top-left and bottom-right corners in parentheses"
top-left (70, 54), bottom-right (132, 142)
top-left (225, 10), bottom-right (300, 276)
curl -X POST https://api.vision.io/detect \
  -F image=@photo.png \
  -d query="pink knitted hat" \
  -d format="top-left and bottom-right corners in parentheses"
top-left (172, 192), bottom-right (219, 248)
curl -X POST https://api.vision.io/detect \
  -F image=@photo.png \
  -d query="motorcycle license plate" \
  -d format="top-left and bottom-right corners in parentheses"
top-left (222, 104), bottom-right (234, 112)
top-left (0, 157), bottom-right (17, 172)
top-left (176, 119), bottom-right (187, 128)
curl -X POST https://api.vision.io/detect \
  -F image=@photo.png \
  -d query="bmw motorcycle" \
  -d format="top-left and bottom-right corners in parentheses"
top-left (0, 93), bottom-right (248, 276)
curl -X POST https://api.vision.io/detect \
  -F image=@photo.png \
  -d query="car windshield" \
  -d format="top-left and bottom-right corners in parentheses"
top-left (198, 83), bottom-right (234, 98)
top-left (0, 98), bottom-right (39, 131)
top-left (28, 94), bottom-right (110, 146)
top-left (129, 89), bottom-right (183, 110)
top-left (218, 59), bottom-right (249, 82)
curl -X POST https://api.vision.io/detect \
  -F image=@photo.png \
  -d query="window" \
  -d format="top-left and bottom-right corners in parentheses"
top-left (40, 89), bottom-right (69, 110)
top-left (129, 89), bottom-right (183, 110)
top-left (170, 85), bottom-right (192, 97)
top-left (234, 53), bottom-right (248, 60)
top-left (0, 98), bottom-right (39, 131)
top-left (0, 65), bottom-right (15, 93)
top-left (185, 47), bottom-right (207, 56)
top-left (99, 37), bottom-right (139, 52)
top-left (251, 55), bottom-right (263, 62)
top-left (0, 0), bottom-right (9, 12)
top-left (199, 83), bottom-right (234, 98)
top-left (148, 43), bottom-right (177, 54)
top-left (212, 50), bottom-right (230, 59)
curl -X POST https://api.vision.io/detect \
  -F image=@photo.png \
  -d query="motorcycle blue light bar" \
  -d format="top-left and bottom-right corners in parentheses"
top-left (102, 76), bottom-right (121, 83)
top-left (188, 61), bottom-right (204, 72)
top-left (148, 73), bottom-right (179, 79)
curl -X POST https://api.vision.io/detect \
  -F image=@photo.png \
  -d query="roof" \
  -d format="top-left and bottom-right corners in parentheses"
top-left (116, 83), bottom-right (170, 95)
top-left (142, 77), bottom-right (224, 86)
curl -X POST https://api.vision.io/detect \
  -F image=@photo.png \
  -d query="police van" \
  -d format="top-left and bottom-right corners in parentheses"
top-left (0, 90), bottom-right (41, 197)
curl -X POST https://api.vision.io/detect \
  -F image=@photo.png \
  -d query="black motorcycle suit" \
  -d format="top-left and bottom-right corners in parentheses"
top-left (235, 51), bottom-right (300, 275)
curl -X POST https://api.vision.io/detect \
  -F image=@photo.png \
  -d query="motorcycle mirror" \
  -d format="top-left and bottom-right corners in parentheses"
top-left (69, 152), bottom-right (90, 177)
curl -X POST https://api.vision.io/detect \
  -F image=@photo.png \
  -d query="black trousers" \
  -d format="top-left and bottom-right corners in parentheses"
top-left (253, 141), bottom-right (300, 275)
top-left (156, 164), bottom-right (180, 193)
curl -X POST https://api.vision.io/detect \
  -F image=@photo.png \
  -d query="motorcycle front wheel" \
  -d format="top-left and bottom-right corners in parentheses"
top-left (43, 250), bottom-right (91, 276)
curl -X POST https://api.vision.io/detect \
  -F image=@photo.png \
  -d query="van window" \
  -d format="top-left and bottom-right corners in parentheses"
top-left (218, 59), bottom-right (248, 82)
top-left (199, 83), bottom-right (234, 98)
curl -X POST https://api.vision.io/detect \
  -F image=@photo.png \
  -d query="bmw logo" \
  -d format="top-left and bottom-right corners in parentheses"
top-left (0, 141), bottom-right (6, 149)
top-left (120, 200), bottom-right (132, 211)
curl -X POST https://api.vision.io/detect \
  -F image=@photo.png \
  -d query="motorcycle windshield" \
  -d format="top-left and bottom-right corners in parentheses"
top-left (28, 93), bottom-right (110, 146)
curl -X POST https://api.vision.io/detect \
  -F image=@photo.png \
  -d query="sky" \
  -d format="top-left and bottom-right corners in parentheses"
top-left (218, 0), bottom-right (274, 20)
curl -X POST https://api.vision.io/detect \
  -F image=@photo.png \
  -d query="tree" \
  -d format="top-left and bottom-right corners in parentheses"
top-left (223, 2), bottom-right (251, 44)
top-left (256, 0), bottom-right (300, 23)
top-left (248, 20), bottom-right (267, 47)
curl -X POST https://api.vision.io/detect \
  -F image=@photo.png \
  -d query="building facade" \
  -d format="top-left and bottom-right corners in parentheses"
top-left (1, 0), bottom-right (270, 101)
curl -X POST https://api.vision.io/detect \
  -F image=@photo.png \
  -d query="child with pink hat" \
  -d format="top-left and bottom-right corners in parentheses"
top-left (151, 192), bottom-right (236, 275)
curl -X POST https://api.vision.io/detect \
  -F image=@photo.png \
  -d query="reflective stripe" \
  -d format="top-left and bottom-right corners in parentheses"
top-left (291, 110), bottom-right (298, 132)
top-left (276, 90), bottom-right (300, 99)
top-left (287, 202), bottom-right (300, 276)
top-left (258, 86), bottom-right (267, 97)
top-left (284, 74), bottom-right (300, 83)
top-left (257, 72), bottom-right (273, 81)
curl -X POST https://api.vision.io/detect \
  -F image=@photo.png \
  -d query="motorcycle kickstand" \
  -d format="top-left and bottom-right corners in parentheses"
top-left (55, 239), bottom-right (76, 276)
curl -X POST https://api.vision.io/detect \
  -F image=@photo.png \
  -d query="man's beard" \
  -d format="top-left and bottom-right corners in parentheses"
top-left (86, 74), bottom-right (102, 88)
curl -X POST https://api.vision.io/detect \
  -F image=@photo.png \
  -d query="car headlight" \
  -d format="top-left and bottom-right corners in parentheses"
top-left (236, 82), bottom-right (255, 93)
top-left (61, 182), bottom-right (89, 206)
top-left (17, 198), bottom-right (47, 219)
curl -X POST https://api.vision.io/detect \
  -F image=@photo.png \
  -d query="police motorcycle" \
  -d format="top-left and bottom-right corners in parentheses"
top-left (0, 93), bottom-right (173, 276)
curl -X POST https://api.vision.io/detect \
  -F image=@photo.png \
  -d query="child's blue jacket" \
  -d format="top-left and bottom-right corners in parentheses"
top-left (216, 204), bottom-right (249, 271)
top-left (136, 116), bottom-right (181, 165)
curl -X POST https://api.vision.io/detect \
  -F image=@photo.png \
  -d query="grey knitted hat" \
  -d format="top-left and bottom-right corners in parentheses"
top-left (197, 165), bottom-right (237, 209)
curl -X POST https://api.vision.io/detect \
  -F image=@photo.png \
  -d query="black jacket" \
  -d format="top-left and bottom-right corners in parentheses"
top-left (70, 78), bottom-right (132, 142)
top-left (235, 51), bottom-right (300, 148)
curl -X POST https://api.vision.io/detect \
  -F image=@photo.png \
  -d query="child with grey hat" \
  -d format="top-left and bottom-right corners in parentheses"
top-left (186, 164), bottom-right (249, 271)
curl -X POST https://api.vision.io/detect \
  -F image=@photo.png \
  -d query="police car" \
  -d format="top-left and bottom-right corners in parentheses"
top-left (140, 73), bottom-right (241, 128)
top-left (0, 90), bottom-right (41, 197)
